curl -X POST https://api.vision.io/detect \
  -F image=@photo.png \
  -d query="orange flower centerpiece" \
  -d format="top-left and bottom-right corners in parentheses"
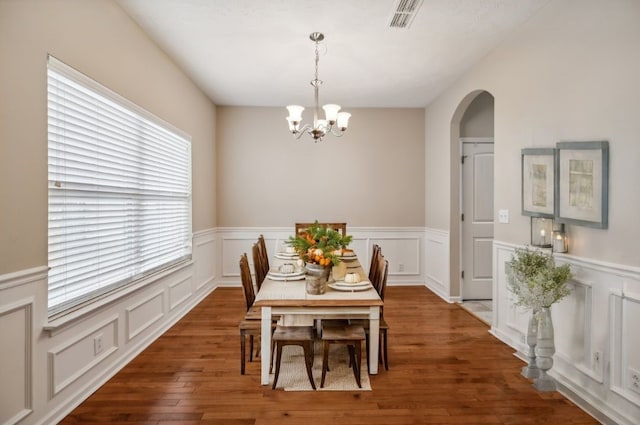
top-left (287, 221), bottom-right (353, 294)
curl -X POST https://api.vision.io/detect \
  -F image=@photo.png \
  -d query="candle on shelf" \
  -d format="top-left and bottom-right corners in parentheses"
top-left (531, 217), bottom-right (552, 248)
top-left (552, 223), bottom-right (568, 253)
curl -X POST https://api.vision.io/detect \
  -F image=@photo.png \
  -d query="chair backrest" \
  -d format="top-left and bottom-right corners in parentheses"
top-left (257, 234), bottom-right (270, 273)
top-left (252, 243), bottom-right (266, 290)
top-left (239, 253), bottom-right (255, 311)
top-left (371, 253), bottom-right (386, 295)
top-left (295, 222), bottom-right (347, 237)
top-left (368, 244), bottom-right (381, 285)
top-left (379, 259), bottom-right (389, 317)
top-left (379, 259), bottom-right (389, 302)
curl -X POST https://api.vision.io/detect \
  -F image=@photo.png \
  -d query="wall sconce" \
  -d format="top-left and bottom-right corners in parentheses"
top-left (531, 217), bottom-right (553, 248)
top-left (552, 222), bottom-right (568, 253)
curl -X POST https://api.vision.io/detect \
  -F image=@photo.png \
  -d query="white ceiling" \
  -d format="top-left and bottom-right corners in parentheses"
top-left (117, 0), bottom-right (550, 108)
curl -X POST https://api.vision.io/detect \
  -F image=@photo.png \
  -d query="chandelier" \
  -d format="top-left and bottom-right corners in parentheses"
top-left (286, 32), bottom-right (351, 142)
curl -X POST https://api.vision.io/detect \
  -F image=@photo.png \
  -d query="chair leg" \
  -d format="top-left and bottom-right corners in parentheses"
top-left (320, 340), bottom-right (330, 388)
top-left (272, 343), bottom-right (283, 390)
top-left (383, 329), bottom-right (389, 370)
top-left (303, 341), bottom-right (316, 390)
top-left (240, 330), bottom-right (246, 375)
top-left (249, 335), bottom-right (254, 362)
top-left (365, 332), bottom-right (370, 371)
top-left (355, 341), bottom-right (363, 388)
top-left (348, 344), bottom-right (362, 388)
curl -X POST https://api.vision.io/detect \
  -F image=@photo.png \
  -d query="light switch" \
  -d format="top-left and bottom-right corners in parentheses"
top-left (498, 209), bottom-right (509, 223)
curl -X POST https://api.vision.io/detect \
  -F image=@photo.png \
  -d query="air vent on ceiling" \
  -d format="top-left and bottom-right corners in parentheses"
top-left (388, 0), bottom-right (423, 29)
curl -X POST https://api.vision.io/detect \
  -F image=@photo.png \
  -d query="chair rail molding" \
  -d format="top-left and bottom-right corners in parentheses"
top-left (492, 240), bottom-right (640, 425)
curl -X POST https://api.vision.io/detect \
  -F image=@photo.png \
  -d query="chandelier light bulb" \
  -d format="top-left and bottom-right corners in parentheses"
top-left (337, 112), bottom-right (351, 130)
top-left (322, 104), bottom-right (341, 124)
top-left (286, 105), bottom-right (304, 122)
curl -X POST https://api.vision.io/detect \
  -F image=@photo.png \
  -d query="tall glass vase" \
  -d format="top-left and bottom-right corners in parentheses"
top-left (521, 309), bottom-right (540, 379)
top-left (534, 307), bottom-right (556, 391)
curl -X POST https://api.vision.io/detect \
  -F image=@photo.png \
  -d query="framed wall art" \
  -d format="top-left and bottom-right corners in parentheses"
top-left (521, 148), bottom-right (555, 217)
top-left (555, 141), bottom-right (609, 228)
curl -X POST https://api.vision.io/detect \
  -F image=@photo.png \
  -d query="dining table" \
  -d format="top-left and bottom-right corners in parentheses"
top-left (254, 252), bottom-right (383, 385)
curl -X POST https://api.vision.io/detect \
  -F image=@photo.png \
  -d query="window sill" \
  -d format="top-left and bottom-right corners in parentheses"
top-left (44, 259), bottom-right (193, 336)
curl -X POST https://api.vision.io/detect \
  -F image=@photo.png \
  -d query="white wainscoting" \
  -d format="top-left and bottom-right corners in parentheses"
top-left (0, 228), bottom-right (217, 425)
top-left (492, 240), bottom-right (640, 425)
top-left (214, 227), bottom-right (428, 287)
top-left (0, 292), bottom-right (36, 425)
top-left (424, 227), bottom-right (452, 302)
top-left (48, 315), bottom-right (119, 397)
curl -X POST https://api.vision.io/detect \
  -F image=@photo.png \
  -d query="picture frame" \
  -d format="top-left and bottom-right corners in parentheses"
top-left (521, 148), bottom-right (555, 218)
top-left (555, 141), bottom-right (609, 228)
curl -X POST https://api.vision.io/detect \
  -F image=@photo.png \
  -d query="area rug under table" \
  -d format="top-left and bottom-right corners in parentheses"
top-left (269, 341), bottom-right (372, 391)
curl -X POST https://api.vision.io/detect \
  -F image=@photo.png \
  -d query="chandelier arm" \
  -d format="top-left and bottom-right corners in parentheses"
top-left (293, 124), bottom-right (314, 140)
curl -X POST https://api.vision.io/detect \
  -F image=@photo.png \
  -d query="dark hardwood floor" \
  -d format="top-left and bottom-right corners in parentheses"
top-left (59, 286), bottom-right (599, 425)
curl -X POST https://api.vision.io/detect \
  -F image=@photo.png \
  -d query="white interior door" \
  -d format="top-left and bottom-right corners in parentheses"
top-left (461, 141), bottom-right (494, 300)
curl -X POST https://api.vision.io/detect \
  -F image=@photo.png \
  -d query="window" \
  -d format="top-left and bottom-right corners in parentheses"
top-left (47, 56), bottom-right (192, 317)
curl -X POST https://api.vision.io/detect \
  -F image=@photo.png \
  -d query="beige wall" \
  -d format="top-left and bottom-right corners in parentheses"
top-left (0, 0), bottom-right (217, 275)
top-left (460, 91), bottom-right (494, 138)
top-left (425, 0), bottom-right (640, 267)
top-left (216, 106), bottom-right (425, 227)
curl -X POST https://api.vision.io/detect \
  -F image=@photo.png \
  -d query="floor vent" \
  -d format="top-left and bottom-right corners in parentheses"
top-left (388, 0), bottom-right (424, 29)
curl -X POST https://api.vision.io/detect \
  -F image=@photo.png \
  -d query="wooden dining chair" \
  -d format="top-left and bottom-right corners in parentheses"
top-left (271, 325), bottom-right (317, 390)
top-left (257, 234), bottom-right (270, 273)
top-left (320, 324), bottom-right (366, 388)
top-left (252, 242), bottom-right (267, 290)
top-left (239, 253), bottom-right (275, 375)
top-left (368, 244), bottom-right (381, 293)
top-left (350, 258), bottom-right (390, 371)
top-left (295, 222), bottom-right (347, 236)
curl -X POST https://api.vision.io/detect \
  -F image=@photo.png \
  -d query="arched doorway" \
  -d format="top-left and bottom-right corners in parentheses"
top-left (449, 91), bottom-right (495, 306)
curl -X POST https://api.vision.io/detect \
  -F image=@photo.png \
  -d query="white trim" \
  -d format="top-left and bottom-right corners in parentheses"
top-left (44, 260), bottom-right (193, 334)
top-left (0, 297), bottom-right (34, 425)
top-left (168, 276), bottom-right (193, 311)
top-left (125, 290), bottom-right (165, 342)
top-left (48, 315), bottom-right (119, 397)
top-left (0, 266), bottom-right (49, 290)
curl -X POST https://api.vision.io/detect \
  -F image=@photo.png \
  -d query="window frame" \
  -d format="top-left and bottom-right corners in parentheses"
top-left (47, 55), bottom-right (193, 318)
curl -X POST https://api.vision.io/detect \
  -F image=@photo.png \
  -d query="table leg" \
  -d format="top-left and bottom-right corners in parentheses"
top-left (369, 306), bottom-right (380, 374)
top-left (261, 306), bottom-right (272, 385)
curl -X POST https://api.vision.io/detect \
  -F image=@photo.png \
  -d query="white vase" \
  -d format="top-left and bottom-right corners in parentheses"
top-left (534, 307), bottom-right (556, 391)
top-left (521, 309), bottom-right (540, 379)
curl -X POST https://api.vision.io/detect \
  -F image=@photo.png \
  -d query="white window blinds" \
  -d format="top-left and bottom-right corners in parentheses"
top-left (47, 55), bottom-right (192, 316)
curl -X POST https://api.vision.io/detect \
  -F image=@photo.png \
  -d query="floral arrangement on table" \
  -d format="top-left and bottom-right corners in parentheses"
top-left (506, 247), bottom-right (572, 311)
top-left (286, 221), bottom-right (353, 267)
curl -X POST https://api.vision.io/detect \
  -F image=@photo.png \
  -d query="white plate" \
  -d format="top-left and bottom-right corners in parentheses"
top-left (333, 279), bottom-right (370, 285)
top-left (339, 254), bottom-right (357, 260)
top-left (267, 273), bottom-right (305, 281)
top-left (329, 282), bottom-right (372, 292)
top-left (268, 269), bottom-right (304, 277)
top-left (275, 253), bottom-right (299, 260)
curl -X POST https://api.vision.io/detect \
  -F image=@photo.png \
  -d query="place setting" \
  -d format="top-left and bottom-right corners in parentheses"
top-left (267, 262), bottom-right (305, 281)
top-left (329, 271), bottom-right (372, 292)
top-left (274, 246), bottom-right (300, 260)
